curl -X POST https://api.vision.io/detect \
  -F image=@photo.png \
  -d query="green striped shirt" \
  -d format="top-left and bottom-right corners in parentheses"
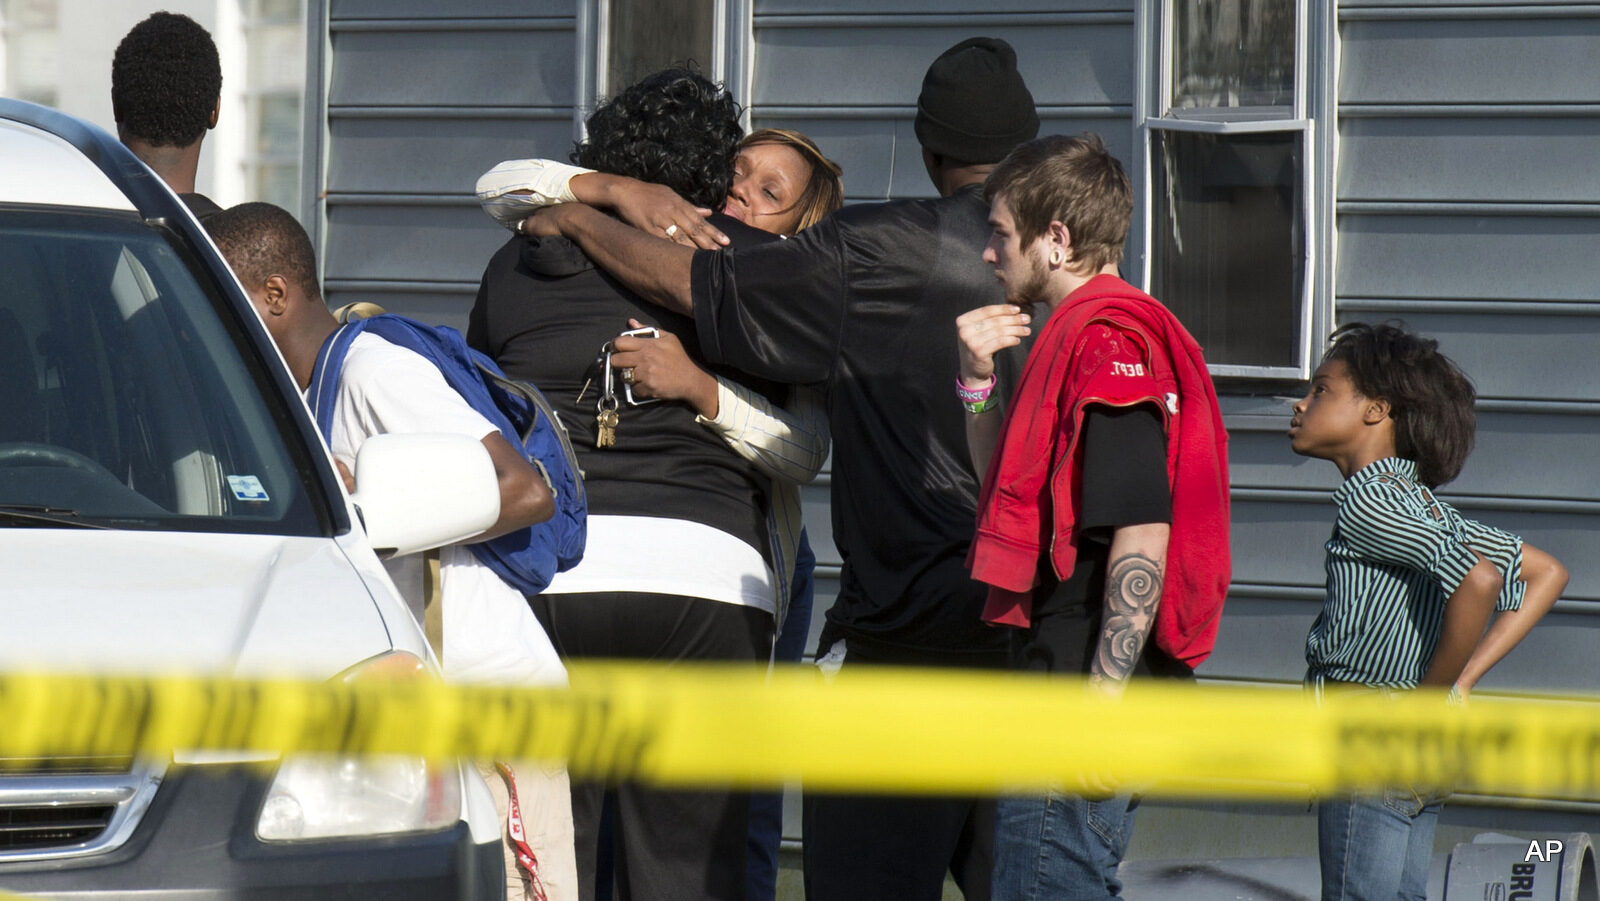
top-left (1306, 457), bottom-right (1525, 689)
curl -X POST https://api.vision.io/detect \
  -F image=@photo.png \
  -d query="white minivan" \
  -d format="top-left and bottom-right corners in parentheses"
top-left (0, 99), bottom-right (506, 899)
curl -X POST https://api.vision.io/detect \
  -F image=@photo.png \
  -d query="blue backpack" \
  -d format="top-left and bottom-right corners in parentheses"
top-left (308, 313), bottom-right (586, 595)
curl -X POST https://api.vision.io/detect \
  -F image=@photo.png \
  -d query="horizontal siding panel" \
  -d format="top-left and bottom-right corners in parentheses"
top-left (331, 0), bottom-right (576, 18)
top-left (324, 204), bottom-right (508, 284)
top-left (1197, 595), bottom-right (1316, 682)
top-left (1342, 2), bottom-right (1600, 14)
top-left (1230, 409), bottom-right (1600, 501)
top-left (798, 481), bottom-right (839, 567)
top-left (1227, 424), bottom-right (1343, 492)
top-left (752, 23), bottom-right (1132, 108)
top-left (1458, 411), bottom-right (1600, 499)
top-left (1337, 215), bottom-right (1600, 302)
top-left (1339, 116), bottom-right (1600, 203)
top-left (1331, 306), bottom-right (1600, 402)
top-left (1233, 499), bottom-right (1600, 601)
top-left (1229, 498), bottom-right (1334, 588)
top-left (752, 113), bottom-right (1131, 201)
top-left (1466, 607), bottom-right (1600, 695)
top-left (1202, 592), bottom-right (1600, 695)
top-left (1341, 17), bottom-right (1600, 104)
top-left (323, 289), bottom-right (475, 335)
top-left (328, 29), bottom-right (575, 107)
top-left (756, 1), bottom-right (1131, 12)
top-left (328, 117), bottom-right (573, 195)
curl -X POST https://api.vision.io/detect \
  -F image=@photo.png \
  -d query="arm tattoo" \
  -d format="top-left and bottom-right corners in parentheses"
top-left (1092, 551), bottom-right (1165, 683)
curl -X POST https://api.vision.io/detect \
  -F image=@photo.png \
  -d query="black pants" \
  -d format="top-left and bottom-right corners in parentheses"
top-left (802, 637), bottom-right (999, 901)
top-left (533, 591), bottom-right (772, 901)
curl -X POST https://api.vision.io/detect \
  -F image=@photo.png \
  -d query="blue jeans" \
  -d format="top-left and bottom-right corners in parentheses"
top-left (992, 790), bottom-right (1137, 901)
top-left (746, 531), bottom-right (816, 901)
top-left (1317, 788), bottom-right (1442, 901)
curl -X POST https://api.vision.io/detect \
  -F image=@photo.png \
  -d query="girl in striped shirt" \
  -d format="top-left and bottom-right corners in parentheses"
top-left (1287, 322), bottom-right (1567, 901)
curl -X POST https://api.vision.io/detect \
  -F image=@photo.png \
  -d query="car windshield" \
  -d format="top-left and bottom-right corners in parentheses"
top-left (0, 207), bottom-right (324, 535)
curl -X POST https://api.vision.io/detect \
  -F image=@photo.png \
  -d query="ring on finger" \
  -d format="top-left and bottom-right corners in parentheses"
top-left (664, 224), bottom-right (680, 238)
top-left (622, 367), bottom-right (637, 385)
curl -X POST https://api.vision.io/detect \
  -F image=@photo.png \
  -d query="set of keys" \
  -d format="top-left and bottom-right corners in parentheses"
top-left (578, 327), bottom-right (661, 449)
top-left (596, 376), bottom-right (620, 448)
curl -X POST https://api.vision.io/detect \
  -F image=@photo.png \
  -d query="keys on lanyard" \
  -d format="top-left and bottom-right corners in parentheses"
top-left (595, 343), bottom-right (621, 448)
top-left (580, 327), bottom-right (660, 449)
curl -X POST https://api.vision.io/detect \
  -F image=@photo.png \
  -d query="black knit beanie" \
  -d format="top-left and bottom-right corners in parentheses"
top-left (915, 37), bottom-right (1039, 164)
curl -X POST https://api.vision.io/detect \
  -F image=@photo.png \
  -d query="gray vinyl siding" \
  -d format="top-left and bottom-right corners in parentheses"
top-left (1208, 3), bottom-right (1600, 698)
top-left (744, 2), bottom-right (1138, 659)
top-left (303, 0), bottom-right (1140, 674)
top-left (1180, 0), bottom-right (1600, 851)
top-left (306, 0), bottom-right (1600, 857)
top-left (1332, 1), bottom-right (1600, 696)
top-left (309, 1), bottom-right (581, 334)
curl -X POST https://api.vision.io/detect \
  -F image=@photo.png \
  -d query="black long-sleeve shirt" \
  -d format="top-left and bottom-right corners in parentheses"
top-left (470, 214), bottom-right (780, 565)
top-left (690, 185), bottom-right (1029, 662)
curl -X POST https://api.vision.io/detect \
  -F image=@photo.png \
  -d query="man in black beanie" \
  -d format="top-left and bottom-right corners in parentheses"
top-left (519, 37), bottom-right (1040, 900)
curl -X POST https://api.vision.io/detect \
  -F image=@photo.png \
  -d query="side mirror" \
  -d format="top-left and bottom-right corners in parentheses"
top-left (350, 433), bottom-right (500, 558)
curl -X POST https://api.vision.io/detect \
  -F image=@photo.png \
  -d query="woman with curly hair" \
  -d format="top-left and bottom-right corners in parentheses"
top-left (477, 116), bottom-right (845, 901)
top-left (469, 68), bottom-right (833, 901)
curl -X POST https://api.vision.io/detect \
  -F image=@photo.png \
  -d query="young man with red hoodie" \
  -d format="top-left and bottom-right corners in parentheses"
top-left (957, 134), bottom-right (1231, 900)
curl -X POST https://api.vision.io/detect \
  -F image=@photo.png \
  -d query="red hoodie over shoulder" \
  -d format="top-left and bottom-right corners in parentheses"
top-left (966, 274), bottom-right (1231, 668)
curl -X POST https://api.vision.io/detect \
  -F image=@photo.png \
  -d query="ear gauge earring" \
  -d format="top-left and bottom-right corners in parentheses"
top-left (1050, 251), bottom-right (1063, 267)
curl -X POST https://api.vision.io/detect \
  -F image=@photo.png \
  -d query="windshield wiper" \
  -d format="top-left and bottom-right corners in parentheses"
top-left (0, 505), bottom-right (112, 530)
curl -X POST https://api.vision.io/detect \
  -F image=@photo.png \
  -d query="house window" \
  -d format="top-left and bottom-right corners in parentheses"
top-left (1, 0), bottom-right (60, 108)
top-left (604, 0), bottom-right (716, 94)
top-left (577, 0), bottom-right (737, 139)
top-left (1142, 0), bottom-right (1315, 379)
top-left (242, 0), bottom-right (304, 219)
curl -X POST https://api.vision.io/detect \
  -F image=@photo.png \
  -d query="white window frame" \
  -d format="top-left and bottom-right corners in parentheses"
top-left (1136, 0), bottom-right (1325, 380)
top-left (573, 0), bottom-right (748, 144)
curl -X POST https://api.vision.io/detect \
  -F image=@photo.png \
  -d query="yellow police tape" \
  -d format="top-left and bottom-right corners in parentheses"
top-left (1, 664), bottom-right (1597, 800)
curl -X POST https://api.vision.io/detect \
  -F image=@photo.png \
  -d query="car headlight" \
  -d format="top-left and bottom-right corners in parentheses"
top-left (255, 651), bottom-right (462, 841)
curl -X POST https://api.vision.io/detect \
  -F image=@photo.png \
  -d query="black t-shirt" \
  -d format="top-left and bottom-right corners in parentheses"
top-left (1012, 404), bottom-right (1190, 678)
top-left (179, 192), bottom-right (221, 219)
top-left (469, 213), bottom-right (780, 563)
top-left (690, 185), bottom-right (1028, 661)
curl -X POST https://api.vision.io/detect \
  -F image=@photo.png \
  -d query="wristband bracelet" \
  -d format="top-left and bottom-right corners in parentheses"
top-left (963, 396), bottom-right (999, 414)
top-left (956, 374), bottom-right (995, 404)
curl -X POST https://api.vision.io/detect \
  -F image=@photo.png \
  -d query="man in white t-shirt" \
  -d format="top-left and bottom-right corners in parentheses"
top-left (207, 201), bottom-right (578, 901)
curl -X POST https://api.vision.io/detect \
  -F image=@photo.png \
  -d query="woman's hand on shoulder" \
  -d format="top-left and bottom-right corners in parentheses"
top-left (578, 173), bottom-right (729, 250)
top-left (519, 203), bottom-right (581, 239)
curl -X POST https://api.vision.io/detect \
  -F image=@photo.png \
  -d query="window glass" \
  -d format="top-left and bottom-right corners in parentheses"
top-left (257, 95), bottom-right (300, 157)
top-left (243, 1), bottom-right (305, 218)
top-left (1150, 129), bottom-right (1303, 369)
top-left (256, 0), bottom-right (301, 22)
top-left (606, 0), bottom-right (714, 92)
top-left (256, 163), bottom-right (300, 213)
top-left (3, 0), bottom-right (55, 27)
top-left (0, 210), bottom-right (323, 535)
top-left (1171, 0), bottom-right (1295, 110)
top-left (5, 15), bottom-right (58, 104)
